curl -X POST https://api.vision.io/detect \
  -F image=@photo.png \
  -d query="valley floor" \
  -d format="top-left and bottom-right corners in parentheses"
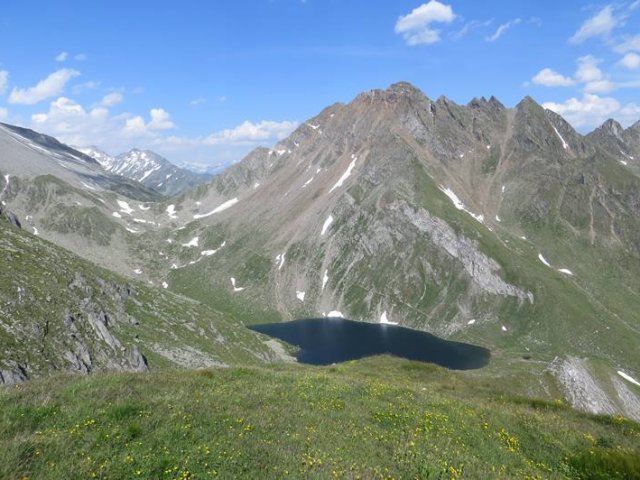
top-left (1, 356), bottom-right (639, 479)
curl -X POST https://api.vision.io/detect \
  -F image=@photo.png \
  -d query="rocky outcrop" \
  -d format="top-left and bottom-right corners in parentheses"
top-left (398, 202), bottom-right (533, 302)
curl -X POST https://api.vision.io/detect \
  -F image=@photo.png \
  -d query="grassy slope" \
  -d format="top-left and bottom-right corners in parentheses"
top-left (1, 357), bottom-right (639, 480)
top-left (0, 221), bottom-right (274, 376)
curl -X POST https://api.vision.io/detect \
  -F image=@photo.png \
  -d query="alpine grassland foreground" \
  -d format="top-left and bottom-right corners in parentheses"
top-left (1, 357), bottom-right (639, 479)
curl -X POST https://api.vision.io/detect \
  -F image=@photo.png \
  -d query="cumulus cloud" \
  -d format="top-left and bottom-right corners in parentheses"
top-left (122, 108), bottom-right (175, 137)
top-left (575, 55), bottom-right (604, 82)
top-left (203, 120), bottom-right (298, 145)
top-left (531, 68), bottom-right (575, 87)
top-left (55, 52), bottom-right (68, 62)
top-left (8, 69), bottom-right (80, 105)
top-left (543, 94), bottom-right (640, 129)
top-left (486, 18), bottom-right (521, 42)
top-left (569, 5), bottom-right (618, 44)
top-left (395, 1), bottom-right (456, 46)
top-left (100, 92), bottom-right (124, 107)
top-left (618, 52), bottom-right (640, 69)
top-left (0, 70), bottom-right (8, 94)
top-left (75, 53), bottom-right (88, 61)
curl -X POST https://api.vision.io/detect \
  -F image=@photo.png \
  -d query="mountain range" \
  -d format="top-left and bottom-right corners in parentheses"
top-left (1, 82), bottom-right (639, 423)
top-left (77, 146), bottom-right (212, 196)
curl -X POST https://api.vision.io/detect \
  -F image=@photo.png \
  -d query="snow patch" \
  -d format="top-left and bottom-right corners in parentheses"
top-left (296, 291), bottom-right (306, 302)
top-left (182, 236), bottom-right (199, 248)
top-left (117, 200), bottom-right (134, 215)
top-left (307, 123), bottom-right (320, 130)
top-left (275, 252), bottom-right (286, 271)
top-left (327, 310), bottom-right (344, 318)
top-left (321, 215), bottom-right (334, 236)
top-left (538, 254), bottom-right (551, 267)
top-left (501, 325), bottom-right (508, 332)
top-left (501, 185), bottom-right (506, 194)
top-left (166, 204), bottom-right (177, 218)
top-left (439, 186), bottom-right (484, 224)
top-left (134, 269), bottom-right (142, 275)
top-left (495, 215), bottom-right (501, 222)
top-left (302, 177), bottom-right (314, 188)
top-left (380, 311), bottom-right (398, 325)
top-left (467, 319), bottom-right (476, 325)
top-left (126, 227), bottom-right (139, 234)
top-left (230, 277), bottom-right (245, 292)
top-left (552, 126), bottom-right (569, 150)
top-left (254, 182), bottom-right (260, 189)
top-left (558, 268), bottom-right (574, 276)
top-left (617, 371), bottom-right (640, 387)
top-left (81, 182), bottom-right (96, 191)
top-left (162, 282), bottom-right (169, 289)
top-left (112, 212), bottom-right (122, 218)
top-left (328, 155), bottom-right (357, 193)
top-left (32, 227), bottom-right (39, 235)
top-left (138, 204), bottom-right (150, 211)
top-left (193, 198), bottom-right (239, 219)
top-left (201, 241), bottom-right (226, 256)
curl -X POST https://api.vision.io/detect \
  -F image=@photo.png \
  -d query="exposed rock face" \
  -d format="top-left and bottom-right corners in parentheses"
top-left (0, 205), bottom-right (21, 228)
top-left (398, 202), bottom-right (532, 302)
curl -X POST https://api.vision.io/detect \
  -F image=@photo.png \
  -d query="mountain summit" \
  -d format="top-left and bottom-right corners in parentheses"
top-left (78, 146), bottom-right (211, 195)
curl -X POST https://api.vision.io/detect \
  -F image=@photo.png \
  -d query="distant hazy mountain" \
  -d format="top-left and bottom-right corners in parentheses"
top-left (77, 146), bottom-right (211, 195)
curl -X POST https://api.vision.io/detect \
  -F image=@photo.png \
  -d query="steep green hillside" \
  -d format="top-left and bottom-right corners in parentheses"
top-left (1, 357), bottom-right (639, 479)
top-left (0, 220), bottom-right (279, 383)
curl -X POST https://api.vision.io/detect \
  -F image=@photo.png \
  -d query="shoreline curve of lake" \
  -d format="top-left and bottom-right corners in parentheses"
top-left (249, 318), bottom-right (490, 370)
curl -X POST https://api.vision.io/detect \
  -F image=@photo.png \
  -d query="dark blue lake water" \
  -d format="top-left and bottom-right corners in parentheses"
top-left (249, 318), bottom-right (490, 370)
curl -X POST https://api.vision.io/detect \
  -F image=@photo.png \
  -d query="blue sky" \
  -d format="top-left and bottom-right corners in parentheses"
top-left (1, 1), bottom-right (639, 171)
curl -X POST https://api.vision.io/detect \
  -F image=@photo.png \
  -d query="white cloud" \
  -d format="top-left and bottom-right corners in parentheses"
top-left (203, 120), bottom-right (297, 145)
top-left (395, 1), bottom-right (456, 46)
top-left (531, 68), bottom-right (575, 87)
top-left (575, 55), bottom-right (604, 82)
top-left (100, 92), bottom-right (123, 107)
top-left (569, 5), bottom-right (618, 44)
top-left (8, 68), bottom-right (80, 105)
top-left (0, 107), bottom-right (8, 121)
top-left (486, 18), bottom-right (521, 42)
top-left (0, 70), bottom-right (8, 94)
top-left (72, 81), bottom-right (100, 93)
top-left (190, 97), bottom-right (206, 106)
top-left (615, 34), bottom-right (640, 52)
top-left (618, 52), bottom-right (640, 69)
top-left (55, 52), bottom-right (68, 62)
top-left (75, 53), bottom-right (88, 61)
top-left (122, 108), bottom-right (175, 137)
top-left (543, 94), bottom-right (640, 129)
top-left (450, 19), bottom-right (492, 40)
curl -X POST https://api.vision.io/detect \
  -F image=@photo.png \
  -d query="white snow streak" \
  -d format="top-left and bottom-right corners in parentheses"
top-left (112, 212), bottom-right (122, 218)
top-left (439, 186), bottom-right (484, 223)
top-left (467, 319), bottom-right (476, 325)
top-left (32, 227), bottom-right (39, 235)
top-left (558, 268), bottom-right (574, 276)
top-left (182, 236), bottom-right (199, 248)
top-left (193, 198), bottom-right (239, 219)
top-left (328, 155), bottom-right (357, 193)
top-left (321, 269), bottom-right (329, 290)
top-left (302, 177), bottom-right (314, 188)
top-left (380, 311), bottom-right (398, 325)
top-left (230, 277), bottom-right (245, 292)
top-left (201, 241), bottom-right (226, 256)
top-left (81, 182), bottom-right (96, 191)
top-left (617, 371), bottom-right (640, 387)
top-left (138, 204), bottom-right (150, 211)
top-left (495, 215), bottom-right (501, 222)
top-left (275, 252), bottom-right (286, 271)
top-left (538, 254), bottom-right (551, 267)
top-left (321, 215), bottom-right (334, 236)
top-left (166, 204), bottom-right (177, 218)
top-left (552, 126), bottom-right (569, 150)
top-left (117, 200), bottom-right (134, 215)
